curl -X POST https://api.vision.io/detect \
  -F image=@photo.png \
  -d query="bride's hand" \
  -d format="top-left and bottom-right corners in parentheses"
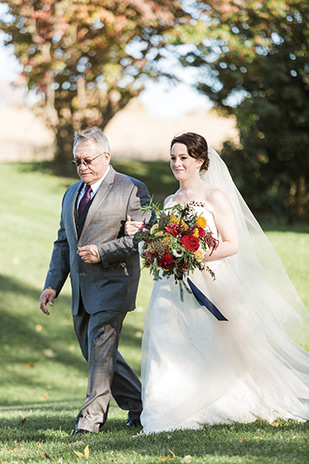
top-left (125, 215), bottom-right (144, 236)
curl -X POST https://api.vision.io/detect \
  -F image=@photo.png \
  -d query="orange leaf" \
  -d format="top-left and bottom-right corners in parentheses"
top-left (271, 421), bottom-right (280, 427)
top-left (159, 450), bottom-right (177, 461)
top-left (25, 362), bottom-right (34, 369)
top-left (168, 450), bottom-right (176, 459)
top-left (40, 393), bottom-right (48, 401)
top-left (40, 452), bottom-right (50, 459)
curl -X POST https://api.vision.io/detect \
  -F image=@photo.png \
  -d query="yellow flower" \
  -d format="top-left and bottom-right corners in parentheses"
top-left (169, 215), bottom-right (179, 225)
top-left (180, 220), bottom-right (189, 231)
top-left (196, 216), bottom-right (207, 229)
top-left (192, 228), bottom-right (199, 238)
top-left (150, 224), bottom-right (159, 234)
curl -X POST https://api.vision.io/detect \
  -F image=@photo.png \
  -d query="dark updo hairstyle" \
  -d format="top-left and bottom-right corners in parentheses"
top-left (170, 132), bottom-right (209, 172)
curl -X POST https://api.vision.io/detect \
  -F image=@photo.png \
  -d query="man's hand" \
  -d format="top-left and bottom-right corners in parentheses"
top-left (78, 244), bottom-right (100, 263)
top-left (125, 215), bottom-right (144, 236)
top-left (40, 288), bottom-right (56, 316)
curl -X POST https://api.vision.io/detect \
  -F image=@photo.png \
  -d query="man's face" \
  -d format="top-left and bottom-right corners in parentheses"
top-left (73, 142), bottom-right (110, 185)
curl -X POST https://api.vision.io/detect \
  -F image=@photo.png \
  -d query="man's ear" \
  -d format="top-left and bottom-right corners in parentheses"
top-left (104, 152), bottom-right (111, 164)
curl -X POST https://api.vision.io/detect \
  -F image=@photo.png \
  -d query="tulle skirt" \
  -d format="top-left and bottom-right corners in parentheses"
top-left (140, 260), bottom-right (309, 434)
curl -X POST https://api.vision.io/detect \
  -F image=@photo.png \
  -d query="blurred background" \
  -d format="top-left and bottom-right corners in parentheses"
top-left (0, 0), bottom-right (308, 222)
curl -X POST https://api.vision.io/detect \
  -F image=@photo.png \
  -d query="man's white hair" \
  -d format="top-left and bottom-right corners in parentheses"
top-left (73, 126), bottom-right (111, 154)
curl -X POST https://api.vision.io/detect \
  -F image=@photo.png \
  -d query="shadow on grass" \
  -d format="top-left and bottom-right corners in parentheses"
top-left (97, 421), bottom-right (309, 461)
top-left (0, 273), bottom-right (143, 401)
top-left (0, 274), bottom-right (85, 376)
top-left (12, 160), bottom-right (309, 231)
top-left (0, 417), bottom-right (308, 462)
top-left (261, 222), bottom-right (309, 234)
top-left (15, 160), bottom-right (77, 180)
top-left (14, 159), bottom-right (178, 205)
top-left (120, 322), bottom-right (143, 351)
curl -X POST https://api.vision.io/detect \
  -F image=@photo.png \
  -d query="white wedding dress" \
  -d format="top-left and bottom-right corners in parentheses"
top-left (140, 203), bottom-right (309, 434)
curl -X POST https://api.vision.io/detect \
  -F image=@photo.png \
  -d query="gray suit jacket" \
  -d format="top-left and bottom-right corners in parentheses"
top-left (44, 166), bottom-right (151, 316)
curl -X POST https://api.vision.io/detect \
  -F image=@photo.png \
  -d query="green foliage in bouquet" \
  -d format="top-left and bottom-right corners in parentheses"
top-left (137, 202), bottom-right (219, 281)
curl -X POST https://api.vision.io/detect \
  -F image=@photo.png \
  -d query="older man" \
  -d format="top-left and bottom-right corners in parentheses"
top-left (40, 126), bottom-right (150, 434)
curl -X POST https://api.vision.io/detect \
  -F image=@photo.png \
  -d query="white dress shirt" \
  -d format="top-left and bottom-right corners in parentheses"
top-left (77, 165), bottom-right (111, 209)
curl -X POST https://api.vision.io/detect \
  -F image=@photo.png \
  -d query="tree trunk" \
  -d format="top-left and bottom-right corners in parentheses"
top-left (55, 123), bottom-right (75, 165)
top-left (294, 174), bottom-right (308, 219)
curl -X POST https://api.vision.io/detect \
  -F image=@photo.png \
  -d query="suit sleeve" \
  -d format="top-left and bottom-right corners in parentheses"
top-left (98, 180), bottom-right (151, 269)
top-left (44, 194), bottom-right (70, 296)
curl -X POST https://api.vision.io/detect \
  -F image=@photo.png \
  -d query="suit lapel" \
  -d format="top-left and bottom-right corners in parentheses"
top-left (78, 167), bottom-right (115, 243)
top-left (66, 181), bottom-right (83, 240)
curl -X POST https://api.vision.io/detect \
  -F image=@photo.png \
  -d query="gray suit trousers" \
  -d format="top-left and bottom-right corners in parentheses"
top-left (73, 302), bottom-right (142, 433)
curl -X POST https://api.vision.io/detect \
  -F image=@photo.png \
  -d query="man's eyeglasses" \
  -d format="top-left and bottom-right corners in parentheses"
top-left (72, 152), bottom-right (105, 167)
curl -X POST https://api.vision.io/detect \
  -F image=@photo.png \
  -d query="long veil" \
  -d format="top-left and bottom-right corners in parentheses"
top-left (141, 147), bottom-right (309, 432)
top-left (202, 147), bottom-right (309, 344)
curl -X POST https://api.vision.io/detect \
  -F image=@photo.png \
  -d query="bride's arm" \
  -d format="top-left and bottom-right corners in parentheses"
top-left (204, 189), bottom-right (238, 262)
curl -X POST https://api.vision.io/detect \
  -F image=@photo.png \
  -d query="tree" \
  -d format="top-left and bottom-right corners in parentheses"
top-left (0, 0), bottom-right (186, 161)
top-left (171, 0), bottom-right (309, 220)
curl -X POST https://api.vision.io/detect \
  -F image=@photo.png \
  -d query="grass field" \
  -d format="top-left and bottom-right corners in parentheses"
top-left (0, 161), bottom-right (308, 464)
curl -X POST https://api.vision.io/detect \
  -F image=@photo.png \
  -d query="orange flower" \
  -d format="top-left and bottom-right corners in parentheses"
top-left (170, 215), bottom-right (189, 231)
top-left (194, 250), bottom-right (204, 261)
top-left (196, 216), bottom-right (207, 228)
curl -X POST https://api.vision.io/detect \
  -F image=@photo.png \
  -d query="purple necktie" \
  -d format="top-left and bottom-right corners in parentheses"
top-left (78, 185), bottom-right (92, 214)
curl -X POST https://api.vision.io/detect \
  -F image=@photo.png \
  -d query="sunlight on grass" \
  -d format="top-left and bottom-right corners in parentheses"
top-left (0, 162), bottom-right (308, 464)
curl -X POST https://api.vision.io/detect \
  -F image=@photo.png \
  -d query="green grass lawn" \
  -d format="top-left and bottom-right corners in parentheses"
top-left (0, 162), bottom-right (308, 464)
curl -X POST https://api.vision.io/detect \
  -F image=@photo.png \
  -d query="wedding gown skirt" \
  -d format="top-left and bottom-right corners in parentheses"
top-left (140, 208), bottom-right (309, 434)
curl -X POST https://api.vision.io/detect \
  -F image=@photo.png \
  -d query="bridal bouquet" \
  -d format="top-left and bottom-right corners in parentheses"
top-left (137, 202), bottom-right (219, 281)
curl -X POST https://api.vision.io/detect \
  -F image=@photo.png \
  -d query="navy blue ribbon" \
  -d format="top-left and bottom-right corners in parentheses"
top-left (187, 278), bottom-right (228, 321)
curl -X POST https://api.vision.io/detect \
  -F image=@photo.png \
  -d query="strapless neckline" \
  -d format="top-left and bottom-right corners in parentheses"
top-left (165, 199), bottom-right (212, 213)
top-left (164, 200), bottom-right (218, 238)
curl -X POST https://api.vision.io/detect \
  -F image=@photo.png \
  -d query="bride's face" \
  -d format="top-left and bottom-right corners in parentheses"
top-left (170, 143), bottom-right (201, 181)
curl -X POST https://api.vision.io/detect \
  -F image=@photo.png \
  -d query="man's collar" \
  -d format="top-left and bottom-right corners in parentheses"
top-left (87, 165), bottom-right (111, 194)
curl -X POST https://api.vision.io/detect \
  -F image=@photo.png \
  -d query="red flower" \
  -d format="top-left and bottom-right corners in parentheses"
top-left (198, 227), bottom-right (206, 238)
top-left (181, 262), bottom-right (189, 270)
top-left (206, 235), bottom-right (219, 256)
top-left (158, 252), bottom-right (175, 270)
top-left (165, 223), bottom-right (180, 237)
top-left (144, 251), bottom-right (155, 265)
top-left (181, 234), bottom-right (200, 252)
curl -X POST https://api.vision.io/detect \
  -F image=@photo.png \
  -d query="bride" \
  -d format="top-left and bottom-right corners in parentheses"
top-left (125, 132), bottom-right (309, 434)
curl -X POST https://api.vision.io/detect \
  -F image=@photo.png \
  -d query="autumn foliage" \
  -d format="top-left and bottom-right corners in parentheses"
top-left (173, 0), bottom-right (309, 220)
top-left (0, 0), bottom-right (186, 160)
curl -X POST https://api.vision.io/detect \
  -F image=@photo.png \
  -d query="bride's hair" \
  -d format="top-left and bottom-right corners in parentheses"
top-left (170, 132), bottom-right (210, 172)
